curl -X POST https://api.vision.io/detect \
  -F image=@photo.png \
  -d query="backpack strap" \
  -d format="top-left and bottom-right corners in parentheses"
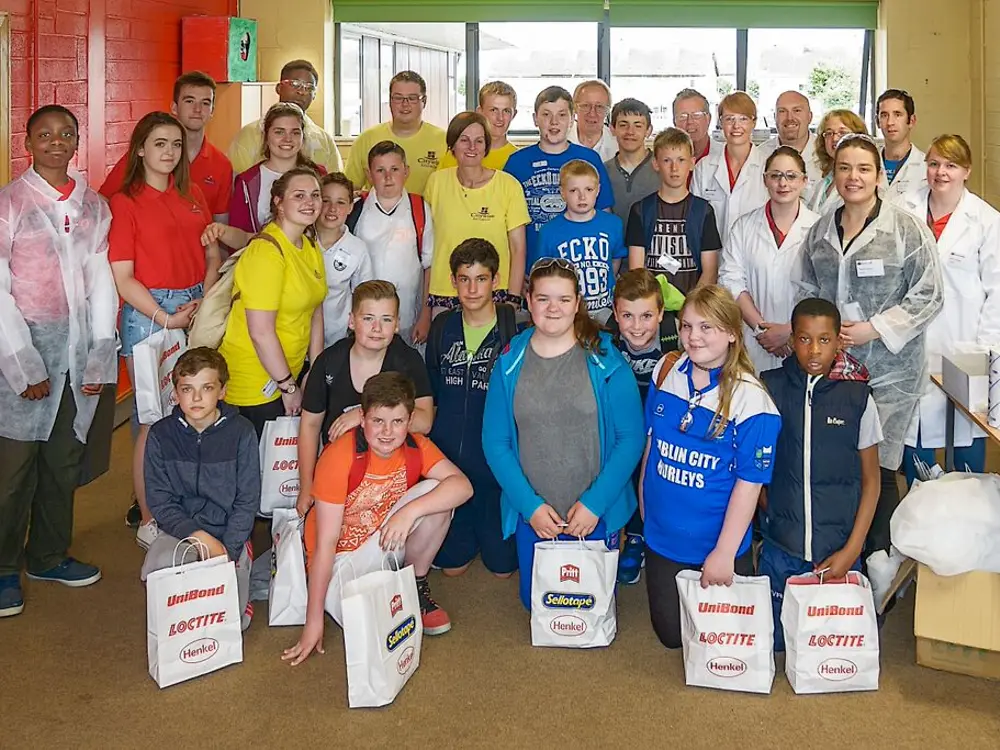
top-left (685, 196), bottom-right (710, 273)
top-left (347, 428), bottom-right (423, 495)
top-left (403, 436), bottom-right (422, 488)
top-left (640, 193), bottom-right (657, 256)
top-left (487, 302), bottom-right (517, 372)
top-left (408, 193), bottom-right (426, 262)
top-left (346, 193), bottom-right (366, 233)
top-left (655, 350), bottom-right (683, 390)
top-left (231, 232), bottom-right (283, 304)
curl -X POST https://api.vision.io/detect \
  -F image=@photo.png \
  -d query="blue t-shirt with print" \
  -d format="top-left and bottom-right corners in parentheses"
top-left (503, 143), bottom-right (615, 267)
top-left (536, 212), bottom-right (628, 312)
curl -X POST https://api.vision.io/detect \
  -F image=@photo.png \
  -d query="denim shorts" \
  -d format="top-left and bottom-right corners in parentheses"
top-left (120, 284), bottom-right (204, 357)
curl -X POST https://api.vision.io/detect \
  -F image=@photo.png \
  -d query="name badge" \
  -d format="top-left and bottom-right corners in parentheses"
top-left (855, 259), bottom-right (884, 278)
top-left (262, 379), bottom-right (278, 398)
top-left (657, 254), bottom-right (682, 274)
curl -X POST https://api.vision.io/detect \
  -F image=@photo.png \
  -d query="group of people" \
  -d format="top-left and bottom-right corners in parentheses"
top-left (2, 58), bottom-right (996, 678)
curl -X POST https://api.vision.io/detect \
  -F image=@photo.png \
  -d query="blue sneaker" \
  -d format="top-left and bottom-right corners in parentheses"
top-left (0, 575), bottom-right (24, 617)
top-left (26, 558), bottom-right (101, 588)
top-left (617, 534), bottom-right (645, 585)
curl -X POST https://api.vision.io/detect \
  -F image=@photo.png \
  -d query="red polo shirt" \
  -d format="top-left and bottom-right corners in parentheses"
top-left (100, 138), bottom-right (233, 216)
top-left (108, 181), bottom-right (212, 289)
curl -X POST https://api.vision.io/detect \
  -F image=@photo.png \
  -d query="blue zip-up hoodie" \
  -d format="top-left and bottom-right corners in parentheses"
top-left (144, 402), bottom-right (261, 562)
top-left (482, 330), bottom-right (645, 539)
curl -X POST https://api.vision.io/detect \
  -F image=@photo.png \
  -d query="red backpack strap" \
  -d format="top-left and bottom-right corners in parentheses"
top-left (403, 435), bottom-right (423, 488)
top-left (346, 427), bottom-right (369, 496)
top-left (408, 193), bottom-right (426, 261)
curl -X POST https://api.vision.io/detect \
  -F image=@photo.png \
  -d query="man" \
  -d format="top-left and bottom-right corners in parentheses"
top-left (228, 59), bottom-right (343, 175)
top-left (604, 98), bottom-right (659, 228)
top-left (877, 89), bottom-right (927, 202)
top-left (345, 71), bottom-right (447, 195)
top-left (672, 88), bottom-right (722, 166)
top-left (568, 80), bottom-right (618, 162)
top-left (100, 71), bottom-right (233, 221)
top-left (439, 81), bottom-right (519, 170)
top-left (759, 90), bottom-right (823, 185)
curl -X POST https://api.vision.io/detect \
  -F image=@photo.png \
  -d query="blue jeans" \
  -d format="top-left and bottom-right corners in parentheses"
top-left (902, 430), bottom-right (985, 487)
top-left (120, 284), bottom-right (203, 356)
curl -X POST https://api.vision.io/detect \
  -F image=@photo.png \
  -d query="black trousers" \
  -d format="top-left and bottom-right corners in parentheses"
top-left (865, 467), bottom-right (900, 556)
top-left (237, 398), bottom-right (286, 441)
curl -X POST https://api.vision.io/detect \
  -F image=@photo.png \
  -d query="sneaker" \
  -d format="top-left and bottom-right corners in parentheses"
top-left (136, 520), bottom-right (159, 551)
top-left (0, 575), bottom-right (24, 617)
top-left (617, 533), bottom-right (645, 585)
top-left (26, 558), bottom-right (101, 588)
top-left (125, 499), bottom-right (141, 528)
top-left (415, 575), bottom-right (451, 635)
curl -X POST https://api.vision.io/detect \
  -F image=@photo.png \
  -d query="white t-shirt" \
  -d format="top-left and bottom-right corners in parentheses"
top-left (320, 227), bottom-right (375, 347)
top-left (858, 395), bottom-right (884, 450)
top-left (256, 165), bottom-right (282, 228)
top-left (568, 123), bottom-right (619, 163)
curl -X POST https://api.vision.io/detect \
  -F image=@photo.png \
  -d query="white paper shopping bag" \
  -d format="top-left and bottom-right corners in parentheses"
top-left (268, 508), bottom-right (307, 626)
top-left (341, 563), bottom-right (423, 708)
top-left (782, 571), bottom-right (880, 694)
top-left (132, 327), bottom-right (186, 425)
top-left (530, 539), bottom-right (619, 648)
top-left (259, 416), bottom-right (301, 516)
top-left (146, 545), bottom-right (243, 688)
top-left (676, 571), bottom-right (775, 694)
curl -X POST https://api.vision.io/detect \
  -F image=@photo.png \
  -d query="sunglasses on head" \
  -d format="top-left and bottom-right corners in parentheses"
top-left (529, 257), bottom-right (577, 275)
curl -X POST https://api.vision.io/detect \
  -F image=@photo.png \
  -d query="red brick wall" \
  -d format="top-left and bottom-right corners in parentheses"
top-left (1, 0), bottom-right (234, 183)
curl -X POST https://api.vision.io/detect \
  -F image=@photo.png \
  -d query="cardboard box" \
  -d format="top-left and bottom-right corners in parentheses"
top-left (942, 353), bottom-right (989, 413)
top-left (913, 565), bottom-right (1000, 680)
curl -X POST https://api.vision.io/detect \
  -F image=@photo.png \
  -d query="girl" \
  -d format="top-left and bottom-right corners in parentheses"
top-left (482, 258), bottom-right (645, 610)
top-left (807, 109), bottom-right (868, 215)
top-left (641, 285), bottom-right (781, 649)
top-left (900, 134), bottom-right (1000, 483)
top-left (108, 111), bottom-right (222, 549)
top-left (720, 146), bottom-right (821, 373)
top-left (217, 167), bottom-right (327, 437)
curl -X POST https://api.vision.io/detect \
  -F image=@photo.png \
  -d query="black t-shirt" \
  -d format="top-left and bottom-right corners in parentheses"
top-left (302, 335), bottom-right (433, 443)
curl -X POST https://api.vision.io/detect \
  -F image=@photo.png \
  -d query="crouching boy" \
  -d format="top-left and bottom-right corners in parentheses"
top-left (284, 372), bottom-right (473, 666)
top-left (758, 299), bottom-right (881, 650)
top-left (140, 348), bottom-right (261, 631)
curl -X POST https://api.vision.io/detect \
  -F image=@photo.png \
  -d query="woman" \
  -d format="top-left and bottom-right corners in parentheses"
top-left (424, 111), bottom-right (530, 313)
top-left (108, 111), bottom-right (221, 548)
top-left (797, 134), bottom-right (943, 582)
top-left (229, 103), bottom-right (324, 234)
top-left (691, 91), bottom-right (769, 245)
top-left (218, 166), bottom-right (327, 437)
top-left (807, 109), bottom-right (868, 215)
top-left (900, 134), bottom-right (1000, 484)
top-left (720, 146), bottom-right (820, 374)
top-left (482, 258), bottom-right (645, 611)
top-left (641, 285), bottom-right (781, 649)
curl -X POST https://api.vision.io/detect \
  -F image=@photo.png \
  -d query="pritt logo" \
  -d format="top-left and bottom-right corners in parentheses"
top-left (818, 658), bottom-right (859, 681)
top-left (180, 638), bottom-right (219, 664)
top-left (559, 564), bottom-right (580, 584)
top-left (278, 480), bottom-right (299, 498)
top-left (390, 594), bottom-right (403, 617)
top-left (542, 592), bottom-right (595, 610)
top-left (386, 615), bottom-right (417, 652)
top-left (396, 645), bottom-right (415, 674)
top-left (707, 657), bottom-right (747, 678)
top-left (549, 615), bottom-right (587, 637)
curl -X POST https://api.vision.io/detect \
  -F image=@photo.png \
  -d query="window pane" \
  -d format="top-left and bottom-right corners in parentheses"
top-left (480, 22), bottom-right (598, 133)
top-left (610, 28), bottom-right (737, 134)
top-left (339, 34), bottom-right (362, 136)
top-left (747, 28), bottom-right (866, 131)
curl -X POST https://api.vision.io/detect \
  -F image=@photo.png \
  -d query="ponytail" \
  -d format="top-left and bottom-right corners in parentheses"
top-left (574, 298), bottom-right (605, 355)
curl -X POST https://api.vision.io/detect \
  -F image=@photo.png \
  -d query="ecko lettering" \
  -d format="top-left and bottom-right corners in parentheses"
top-left (386, 616), bottom-right (417, 652)
top-left (542, 592), bottom-right (595, 610)
top-left (698, 631), bottom-right (757, 646)
top-left (807, 605), bottom-right (865, 617)
top-left (167, 584), bottom-right (226, 608)
top-left (808, 634), bottom-right (866, 648)
top-left (698, 602), bottom-right (756, 616)
top-left (168, 611), bottom-right (227, 637)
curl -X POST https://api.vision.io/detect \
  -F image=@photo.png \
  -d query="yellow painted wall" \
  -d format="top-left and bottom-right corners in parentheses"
top-left (971, 0), bottom-right (1000, 206)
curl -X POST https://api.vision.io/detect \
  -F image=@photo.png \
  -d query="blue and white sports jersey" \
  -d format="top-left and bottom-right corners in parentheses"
top-left (642, 355), bottom-right (782, 565)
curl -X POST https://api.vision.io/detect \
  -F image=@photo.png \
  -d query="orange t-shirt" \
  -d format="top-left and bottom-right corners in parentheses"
top-left (306, 432), bottom-right (445, 558)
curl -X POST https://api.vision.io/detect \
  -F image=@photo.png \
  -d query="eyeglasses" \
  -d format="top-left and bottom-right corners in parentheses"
top-left (675, 112), bottom-right (709, 124)
top-left (765, 170), bottom-right (805, 182)
top-left (722, 114), bottom-right (753, 127)
top-left (281, 79), bottom-right (317, 94)
top-left (391, 94), bottom-right (425, 105)
top-left (576, 103), bottom-right (609, 115)
top-left (678, 391), bottom-right (704, 433)
top-left (486, 106), bottom-right (515, 118)
top-left (821, 129), bottom-right (854, 140)
top-left (530, 257), bottom-right (577, 275)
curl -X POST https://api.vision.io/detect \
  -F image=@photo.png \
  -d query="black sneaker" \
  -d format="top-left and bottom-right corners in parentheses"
top-left (415, 575), bottom-right (451, 635)
top-left (125, 499), bottom-right (141, 528)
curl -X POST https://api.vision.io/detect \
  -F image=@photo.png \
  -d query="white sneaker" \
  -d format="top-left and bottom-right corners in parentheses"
top-left (136, 520), bottom-right (159, 551)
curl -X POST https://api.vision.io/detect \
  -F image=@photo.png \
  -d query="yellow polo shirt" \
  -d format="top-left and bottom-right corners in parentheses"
top-left (344, 121), bottom-right (447, 196)
top-left (437, 141), bottom-right (519, 171)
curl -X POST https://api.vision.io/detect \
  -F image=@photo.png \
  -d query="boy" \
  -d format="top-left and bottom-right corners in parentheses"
top-left (605, 98), bottom-right (659, 228)
top-left (141, 348), bottom-right (259, 630)
top-left (284, 373), bottom-right (473, 665)
top-left (606, 269), bottom-right (679, 584)
top-left (877, 89), bottom-right (927, 202)
top-left (425, 239), bottom-right (519, 579)
top-left (758, 298), bottom-right (882, 650)
top-left (626, 127), bottom-right (722, 295)
top-left (348, 142), bottom-right (434, 346)
top-left (0, 105), bottom-right (118, 617)
top-left (504, 86), bottom-right (615, 269)
top-left (439, 81), bottom-right (520, 171)
top-left (536, 160), bottom-right (627, 324)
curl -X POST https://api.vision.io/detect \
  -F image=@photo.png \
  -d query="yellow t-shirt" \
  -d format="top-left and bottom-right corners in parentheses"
top-left (344, 121), bottom-right (447, 196)
top-left (423, 168), bottom-right (531, 296)
top-left (437, 141), bottom-right (519, 171)
top-left (219, 224), bottom-right (327, 406)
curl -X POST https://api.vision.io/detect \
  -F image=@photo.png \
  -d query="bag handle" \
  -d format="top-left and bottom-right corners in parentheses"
top-left (172, 537), bottom-right (211, 567)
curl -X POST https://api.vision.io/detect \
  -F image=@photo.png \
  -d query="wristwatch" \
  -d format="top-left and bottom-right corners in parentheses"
top-left (279, 382), bottom-right (297, 395)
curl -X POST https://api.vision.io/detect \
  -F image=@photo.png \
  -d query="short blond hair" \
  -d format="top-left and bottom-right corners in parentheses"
top-left (479, 80), bottom-right (517, 110)
top-left (352, 280), bottom-right (399, 314)
top-left (652, 127), bottom-right (694, 157)
top-left (718, 91), bottom-right (757, 120)
top-left (559, 159), bottom-right (599, 187)
top-left (927, 134), bottom-right (972, 170)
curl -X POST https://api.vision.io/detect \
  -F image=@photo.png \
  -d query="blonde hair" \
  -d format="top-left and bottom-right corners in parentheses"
top-left (559, 159), bottom-right (599, 187)
top-left (680, 286), bottom-right (758, 439)
top-left (927, 134), bottom-right (972, 170)
top-left (652, 127), bottom-right (694, 157)
top-left (718, 91), bottom-right (757, 120)
top-left (815, 109), bottom-right (867, 177)
top-left (351, 280), bottom-right (400, 314)
top-left (479, 80), bottom-right (517, 110)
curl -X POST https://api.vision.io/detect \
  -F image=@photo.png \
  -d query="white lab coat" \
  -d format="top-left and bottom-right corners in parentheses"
top-left (758, 133), bottom-right (824, 186)
top-left (691, 143), bottom-right (770, 245)
top-left (879, 145), bottom-right (928, 205)
top-left (568, 123), bottom-right (619, 163)
top-left (899, 186), bottom-right (1000, 448)
top-left (0, 167), bottom-right (118, 443)
top-left (805, 172), bottom-right (844, 216)
top-left (320, 227), bottom-right (375, 347)
top-left (720, 202), bottom-right (821, 374)
top-left (796, 201), bottom-right (943, 469)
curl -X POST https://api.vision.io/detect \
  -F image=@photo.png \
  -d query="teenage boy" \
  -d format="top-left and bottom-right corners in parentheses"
top-left (877, 89), bottom-right (927, 202)
top-left (141, 348), bottom-right (259, 630)
top-left (439, 81), bottom-right (520, 170)
top-left (0, 105), bottom-right (118, 617)
top-left (626, 127), bottom-right (722, 295)
top-left (536, 160), bottom-right (628, 324)
top-left (284, 372), bottom-right (473, 665)
top-left (346, 71), bottom-right (447, 195)
top-left (672, 88), bottom-right (721, 165)
top-left (100, 71), bottom-right (234, 221)
top-left (759, 91), bottom-right (822, 185)
top-left (605, 98), bottom-right (659, 228)
top-left (425, 239), bottom-right (519, 578)
top-left (229, 59), bottom-right (343, 175)
top-left (605, 269), bottom-right (679, 584)
top-left (759, 298), bottom-right (883, 649)
top-left (568, 80), bottom-right (618, 162)
top-left (504, 86), bottom-right (614, 269)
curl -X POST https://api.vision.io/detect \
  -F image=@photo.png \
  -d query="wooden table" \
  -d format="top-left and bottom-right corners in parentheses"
top-left (931, 374), bottom-right (1000, 471)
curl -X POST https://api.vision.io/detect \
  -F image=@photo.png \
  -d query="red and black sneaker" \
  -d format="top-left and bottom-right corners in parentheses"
top-left (415, 575), bottom-right (451, 635)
